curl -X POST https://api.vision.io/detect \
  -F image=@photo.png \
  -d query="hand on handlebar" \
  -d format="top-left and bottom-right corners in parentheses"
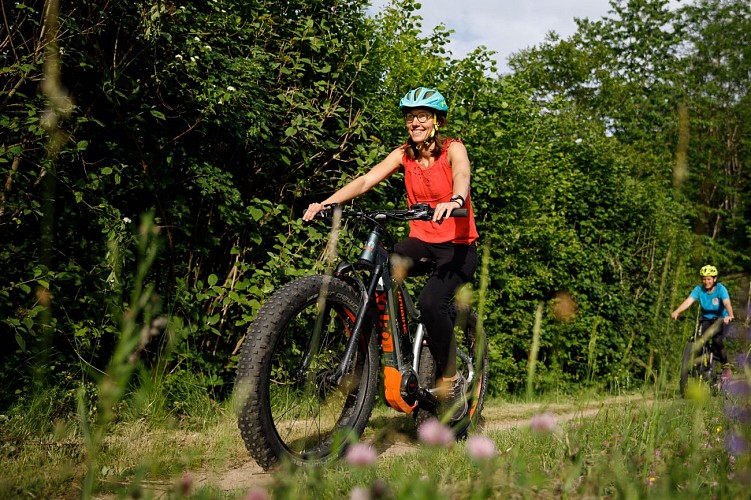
top-left (303, 202), bottom-right (338, 221)
top-left (432, 200), bottom-right (459, 222)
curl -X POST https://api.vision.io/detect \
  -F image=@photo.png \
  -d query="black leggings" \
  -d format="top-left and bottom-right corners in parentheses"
top-left (392, 238), bottom-right (478, 377)
top-left (699, 318), bottom-right (728, 364)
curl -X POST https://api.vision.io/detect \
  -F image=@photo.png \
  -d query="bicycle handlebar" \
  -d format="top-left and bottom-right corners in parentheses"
top-left (314, 203), bottom-right (467, 223)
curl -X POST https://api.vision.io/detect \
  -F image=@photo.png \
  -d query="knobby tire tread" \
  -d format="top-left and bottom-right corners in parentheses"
top-left (235, 275), bottom-right (378, 470)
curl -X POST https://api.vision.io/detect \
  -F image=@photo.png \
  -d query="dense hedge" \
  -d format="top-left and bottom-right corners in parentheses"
top-left (1, 0), bottom-right (749, 412)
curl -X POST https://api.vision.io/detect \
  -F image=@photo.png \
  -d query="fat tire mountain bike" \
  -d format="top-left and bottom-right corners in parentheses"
top-left (234, 204), bottom-right (489, 470)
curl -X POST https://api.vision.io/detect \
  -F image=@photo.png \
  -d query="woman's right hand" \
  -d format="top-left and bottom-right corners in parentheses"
top-left (303, 202), bottom-right (325, 221)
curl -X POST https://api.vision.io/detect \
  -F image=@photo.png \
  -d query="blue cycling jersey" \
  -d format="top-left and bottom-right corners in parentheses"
top-left (689, 283), bottom-right (730, 319)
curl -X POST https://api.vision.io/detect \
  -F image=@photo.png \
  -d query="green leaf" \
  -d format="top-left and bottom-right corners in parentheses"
top-left (15, 332), bottom-right (26, 351)
top-left (249, 207), bottom-right (264, 221)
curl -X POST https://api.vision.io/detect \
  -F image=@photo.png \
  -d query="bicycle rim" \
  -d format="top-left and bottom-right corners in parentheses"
top-left (269, 295), bottom-right (366, 459)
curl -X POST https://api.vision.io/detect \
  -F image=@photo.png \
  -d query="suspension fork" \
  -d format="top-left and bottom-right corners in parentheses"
top-left (326, 263), bottom-right (384, 384)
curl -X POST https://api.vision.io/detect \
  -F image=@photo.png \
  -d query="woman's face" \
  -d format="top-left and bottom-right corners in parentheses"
top-left (702, 276), bottom-right (716, 289)
top-left (404, 108), bottom-right (435, 143)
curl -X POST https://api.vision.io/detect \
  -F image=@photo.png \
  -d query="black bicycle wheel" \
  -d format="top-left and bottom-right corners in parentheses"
top-left (235, 275), bottom-right (379, 470)
top-left (414, 306), bottom-right (489, 439)
top-left (680, 340), bottom-right (719, 397)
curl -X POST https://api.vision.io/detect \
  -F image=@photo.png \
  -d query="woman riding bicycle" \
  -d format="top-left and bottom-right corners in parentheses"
top-left (671, 265), bottom-right (735, 381)
top-left (303, 87), bottom-right (479, 420)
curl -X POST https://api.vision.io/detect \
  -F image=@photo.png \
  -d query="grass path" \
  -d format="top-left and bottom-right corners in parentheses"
top-left (151, 392), bottom-right (652, 497)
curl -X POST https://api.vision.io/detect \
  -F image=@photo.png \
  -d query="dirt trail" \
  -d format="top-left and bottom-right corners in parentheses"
top-left (197, 393), bottom-right (649, 495)
top-left (99, 393), bottom-right (649, 498)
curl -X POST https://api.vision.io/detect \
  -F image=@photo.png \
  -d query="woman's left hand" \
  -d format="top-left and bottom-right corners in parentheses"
top-left (432, 201), bottom-right (459, 222)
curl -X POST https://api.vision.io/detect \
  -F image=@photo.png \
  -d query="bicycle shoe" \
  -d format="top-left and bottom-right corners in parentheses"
top-left (440, 373), bottom-right (468, 422)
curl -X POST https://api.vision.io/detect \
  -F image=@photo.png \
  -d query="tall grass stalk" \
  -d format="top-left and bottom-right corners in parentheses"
top-left (472, 241), bottom-right (491, 393)
top-left (526, 301), bottom-right (544, 400)
top-left (79, 214), bottom-right (164, 498)
top-left (586, 317), bottom-right (600, 383)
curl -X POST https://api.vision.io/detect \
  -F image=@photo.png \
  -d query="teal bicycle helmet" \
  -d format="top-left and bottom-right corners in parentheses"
top-left (399, 87), bottom-right (448, 113)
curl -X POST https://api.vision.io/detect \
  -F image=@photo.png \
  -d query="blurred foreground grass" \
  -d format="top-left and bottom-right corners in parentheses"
top-left (1, 380), bottom-right (750, 499)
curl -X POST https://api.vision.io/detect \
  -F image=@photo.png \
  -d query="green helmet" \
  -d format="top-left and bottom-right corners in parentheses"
top-left (399, 87), bottom-right (448, 113)
top-left (699, 265), bottom-right (718, 277)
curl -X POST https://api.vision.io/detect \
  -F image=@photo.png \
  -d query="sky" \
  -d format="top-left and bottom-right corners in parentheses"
top-left (366, 0), bottom-right (681, 73)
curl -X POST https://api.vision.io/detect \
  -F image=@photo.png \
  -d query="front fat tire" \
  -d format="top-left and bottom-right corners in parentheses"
top-left (235, 275), bottom-right (379, 470)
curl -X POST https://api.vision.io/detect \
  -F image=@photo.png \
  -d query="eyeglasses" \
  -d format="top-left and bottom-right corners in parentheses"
top-left (404, 111), bottom-right (433, 123)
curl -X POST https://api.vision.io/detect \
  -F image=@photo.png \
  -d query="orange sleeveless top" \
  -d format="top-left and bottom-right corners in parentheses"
top-left (402, 139), bottom-right (479, 244)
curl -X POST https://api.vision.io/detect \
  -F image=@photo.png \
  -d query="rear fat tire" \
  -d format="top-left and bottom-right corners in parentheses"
top-left (414, 307), bottom-right (489, 439)
top-left (235, 275), bottom-right (379, 470)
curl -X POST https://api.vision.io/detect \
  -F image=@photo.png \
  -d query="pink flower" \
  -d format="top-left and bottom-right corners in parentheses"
top-left (417, 418), bottom-right (455, 447)
top-left (530, 412), bottom-right (557, 433)
top-left (349, 486), bottom-right (370, 500)
top-left (345, 442), bottom-right (378, 467)
top-left (245, 487), bottom-right (270, 500)
top-left (467, 435), bottom-right (497, 460)
top-left (177, 472), bottom-right (193, 496)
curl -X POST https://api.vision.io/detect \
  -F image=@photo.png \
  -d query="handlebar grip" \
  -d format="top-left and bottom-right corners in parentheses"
top-left (451, 208), bottom-right (468, 218)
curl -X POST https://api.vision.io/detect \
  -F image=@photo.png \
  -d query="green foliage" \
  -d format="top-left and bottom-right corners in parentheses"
top-left (1, 0), bottom-right (749, 410)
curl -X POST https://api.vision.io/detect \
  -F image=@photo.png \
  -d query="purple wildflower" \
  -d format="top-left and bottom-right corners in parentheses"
top-left (725, 403), bottom-right (751, 423)
top-left (725, 379), bottom-right (751, 398)
top-left (530, 412), bottom-right (558, 433)
top-left (727, 433), bottom-right (748, 456)
top-left (245, 487), bottom-right (270, 500)
top-left (417, 418), bottom-right (455, 447)
top-left (345, 443), bottom-right (378, 467)
top-left (734, 352), bottom-right (750, 368)
top-left (467, 435), bottom-right (497, 460)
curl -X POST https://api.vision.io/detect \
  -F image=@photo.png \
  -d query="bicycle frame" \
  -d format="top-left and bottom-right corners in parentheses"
top-left (236, 204), bottom-right (486, 470)
top-left (684, 315), bottom-right (726, 384)
top-left (326, 209), bottom-right (462, 415)
top-left (688, 317), bottom-right (723, 358)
